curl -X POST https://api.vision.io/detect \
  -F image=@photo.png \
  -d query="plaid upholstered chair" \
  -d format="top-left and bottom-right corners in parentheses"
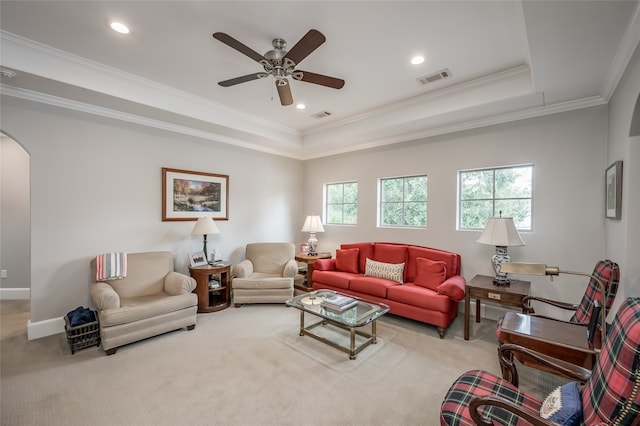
top-left (495, 260), bottom-right (619, 377)
top-left (518, 259), bottom-right (619, 324)
top-left (440, 297), bottom-right (640, 425)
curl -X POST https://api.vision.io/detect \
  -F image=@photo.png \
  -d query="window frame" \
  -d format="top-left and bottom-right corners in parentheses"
top-left (323, 181), bottom-right (358, 225)
top-left (377, 174), bottom-right (428, 228)
top-left (457, 164), bottom-right (534, 231)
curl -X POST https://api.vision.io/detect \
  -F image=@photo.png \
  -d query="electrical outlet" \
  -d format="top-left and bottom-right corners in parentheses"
top-left (1, 270), bottom-right (7, 279)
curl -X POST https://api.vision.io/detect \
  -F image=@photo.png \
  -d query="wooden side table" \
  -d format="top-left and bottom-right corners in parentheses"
top-left (294, 252), bottom-right (331, 292)
top-left (189, 262), bottom-right (232, 313)
top-left (499, 311), bottom-right (596, 373)
top-left (464, 274), bottom-right (531, 340)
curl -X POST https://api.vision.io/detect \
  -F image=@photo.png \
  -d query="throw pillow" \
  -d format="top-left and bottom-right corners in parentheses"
top-left (364, 258), bottom-right (404, 284)
top-left (540, 382), bottom-right (582, 426)
top-left (413, 257), bottom-right (447, 291)
top-left (335, 248), bottom-right (359, 274)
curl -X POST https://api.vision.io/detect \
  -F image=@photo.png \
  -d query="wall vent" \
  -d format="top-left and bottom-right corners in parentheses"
top-left (0, 67), bottom-right (17, 79)
top-left (311, 110), bottom-right (332, 119)
top-left (417, 68), bottom-right (451, 86)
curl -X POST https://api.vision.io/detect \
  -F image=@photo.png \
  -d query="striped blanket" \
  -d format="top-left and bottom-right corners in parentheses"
top-left (95, 252), bottom-right (127, 281)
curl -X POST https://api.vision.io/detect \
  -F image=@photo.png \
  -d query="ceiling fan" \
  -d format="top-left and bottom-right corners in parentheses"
top-left (212, 29), bottom-right (345, 106)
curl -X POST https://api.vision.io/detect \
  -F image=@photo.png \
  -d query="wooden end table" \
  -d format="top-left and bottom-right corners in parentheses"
top-left (189, 262), bottom-right (232, 313)
top-left (499, 311), bottom-right (597, 372)
top-left (294, 252), bottom-right (331, 292)
top-left (464, 274), bottom-right (531, 340)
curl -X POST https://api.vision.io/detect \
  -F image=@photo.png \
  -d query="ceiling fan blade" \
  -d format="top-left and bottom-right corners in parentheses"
top-left (276, 79), bottom-right (293, 106)
top-left (218, 73), bottom-right (267, 87)
top-left (297, 70), bottom-right (345, 89)
top-left (213, 32), bottom-right (265, 63)
top-left (283, 29), bottom-right (326, 66)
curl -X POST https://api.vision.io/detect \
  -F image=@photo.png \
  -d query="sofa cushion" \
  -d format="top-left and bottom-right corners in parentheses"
top-left (373, 244), bottom-right (408, 265)
top-left (350, 276), bottom-right (399, 298)
top-left (312, 270), bottom-right (354, 290)
top-left (364, 258), bottom-right (405, 284)
top-left (406, 246), bottom-right (460, 282)
top-left (335, 248), bottom-right (359, 274)
top-left (341, 242), bottom-right (374, 273)
top-left (437, 278), bottom-right (465, 301)
top-left (413, 257), bottom-right (447, 291)
top-left (387, 284), bottom-right (452, 313)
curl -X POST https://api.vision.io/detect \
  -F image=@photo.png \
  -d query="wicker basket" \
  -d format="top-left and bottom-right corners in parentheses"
top-left (64, 312), bottom-right (100, 354)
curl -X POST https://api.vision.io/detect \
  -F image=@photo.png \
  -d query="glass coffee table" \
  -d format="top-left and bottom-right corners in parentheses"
top-left (286, 290), bottom-right (390, 360)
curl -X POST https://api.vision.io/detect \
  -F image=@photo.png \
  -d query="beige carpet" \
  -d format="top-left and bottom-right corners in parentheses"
top-left (0, 301), bottom-right (565, 425)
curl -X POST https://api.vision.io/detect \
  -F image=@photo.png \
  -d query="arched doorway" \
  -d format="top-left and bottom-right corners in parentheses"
top-left (0, 132), bottom-right (30, 300)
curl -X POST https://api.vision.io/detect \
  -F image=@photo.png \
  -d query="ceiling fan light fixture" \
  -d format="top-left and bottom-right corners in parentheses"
top-left (411, 55), bottom-right (425, 65)
top-left (296, 103), bottom-right (306, 110)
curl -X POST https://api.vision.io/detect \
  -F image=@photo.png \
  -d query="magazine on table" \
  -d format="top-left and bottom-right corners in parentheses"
top-left (322, 294), bottom-right (356, 307)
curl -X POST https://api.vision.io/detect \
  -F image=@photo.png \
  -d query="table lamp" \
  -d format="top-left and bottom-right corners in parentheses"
top-left (500, 262), bottom-right (609, 343)
top-left (477, 216), bottom-right (525, 285)
top-left (301, 215), bottom-right (324, 256)
top-left (192, 216), bottom-right (220, 263)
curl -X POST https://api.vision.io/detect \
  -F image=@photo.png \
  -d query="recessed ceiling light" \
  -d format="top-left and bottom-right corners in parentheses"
top-left (296, 103), bottom-right (306, 110)
top-left (411, 56), bottom-right (425, 65)
top-left (110, 22), bottom-right (130, 34)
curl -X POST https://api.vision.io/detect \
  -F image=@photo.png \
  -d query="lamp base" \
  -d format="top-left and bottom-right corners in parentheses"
top-left (493, 278), bottom-right (511, 286)
top-left (308, 234), bottom-right (318, 256)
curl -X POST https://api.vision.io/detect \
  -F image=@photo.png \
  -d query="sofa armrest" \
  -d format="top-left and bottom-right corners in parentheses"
top-left (90, 282), bottom-right (120, 310)
top-left (234, 259), bottom-right (253, 278)
top-left (164, 271), bottom-right (197, 295)
top-left (313, 258), bottom-right (336, 271)
top-left (283, 259), bottom-right (298, 278)
top-left (436, 275), bottom-right (466, 302)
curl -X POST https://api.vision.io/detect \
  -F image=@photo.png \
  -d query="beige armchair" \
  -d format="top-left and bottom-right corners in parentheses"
top-left (90, 251), bottom-right (198, 355)
top-left (232, 243), bottom-right (297, 306)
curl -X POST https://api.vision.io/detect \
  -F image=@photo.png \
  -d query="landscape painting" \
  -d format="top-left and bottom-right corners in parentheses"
top-left (162, 168), bottom-right (229, 221)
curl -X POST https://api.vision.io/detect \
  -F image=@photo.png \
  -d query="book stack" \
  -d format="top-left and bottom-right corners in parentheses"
top-left (321, 294), bottom-right (358, 313)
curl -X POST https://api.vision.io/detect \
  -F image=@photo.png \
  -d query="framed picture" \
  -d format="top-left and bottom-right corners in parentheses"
top-left (605, 161), bottom-right (623, 220)
top-left (188, 251), bottom-right (208, 267)
top-left (299, 243), bottom-right (309, 254)
top-left (162, 168), bottom-right (229, 221)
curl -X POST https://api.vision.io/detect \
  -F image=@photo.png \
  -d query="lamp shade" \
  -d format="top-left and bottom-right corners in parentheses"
top-left (301, 215), bottom-right (325, 233)
top-left (477, 217), bottom-right (525, 247)
top-left (191, 216), bottom-right (220, 235)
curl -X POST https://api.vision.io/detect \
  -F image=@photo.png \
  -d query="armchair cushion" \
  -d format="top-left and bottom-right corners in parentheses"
top-left (540, 382), bottom-right (582, 426)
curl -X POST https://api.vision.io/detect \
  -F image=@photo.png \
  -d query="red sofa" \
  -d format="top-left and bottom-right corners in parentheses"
top-left (312, 242), bottom-right (465, 338)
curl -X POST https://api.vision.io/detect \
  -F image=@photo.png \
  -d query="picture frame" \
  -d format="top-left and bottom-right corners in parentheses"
top-left (188, 251), bottom-right (208, 267)
top-left (162, 168), bottom-right (229, 221)
top-left (605, 161), bottom-right (623, 220)
top-left (299, 243), bottom-right (309, 254)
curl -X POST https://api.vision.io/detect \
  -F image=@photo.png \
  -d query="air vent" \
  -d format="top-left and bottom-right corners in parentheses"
top-left (417, 68), bottom-right (451, 86)
top-left (0, 67), bottom-right (17, 79)
top-left (311, 110), bottom-right (332, 119)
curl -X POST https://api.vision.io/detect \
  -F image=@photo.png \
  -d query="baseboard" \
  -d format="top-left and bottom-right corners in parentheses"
top-left (0, 287), bottom-right (30, 300)
top-left (28, 316), bottom-right (64, 340)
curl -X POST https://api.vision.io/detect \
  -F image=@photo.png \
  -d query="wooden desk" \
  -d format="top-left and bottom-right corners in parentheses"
top-left (294, 252), bottom-right (331, 292)
top-left (188, 263), bottom-right (232, 313)
top-left (499, 311), bottom-right (596, 371)
top-left (464, 274), bottom-right (531, 340)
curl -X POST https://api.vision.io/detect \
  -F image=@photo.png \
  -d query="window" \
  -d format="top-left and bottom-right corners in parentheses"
top-left (379, 175), bottom-right (427, 227)
top-left (325, 182), bottom-right (358, 225)
top-left (458, 164), bottom-right (533, 230)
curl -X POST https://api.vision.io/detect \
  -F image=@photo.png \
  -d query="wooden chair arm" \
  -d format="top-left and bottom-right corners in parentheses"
top-left (499, 343), bottom-right (592, 387)
top-left (469, 396), bottom-right (558, 426)
top-left (522, 295), bottom-right (579, 314)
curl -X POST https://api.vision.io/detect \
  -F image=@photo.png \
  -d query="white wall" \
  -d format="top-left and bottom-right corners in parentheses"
top-left (0, 96), bottom-right (304, 332)
top-left (304, 106), bottom-right (610, 319)
top-left (607, 42), bottom-right (640, 315)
